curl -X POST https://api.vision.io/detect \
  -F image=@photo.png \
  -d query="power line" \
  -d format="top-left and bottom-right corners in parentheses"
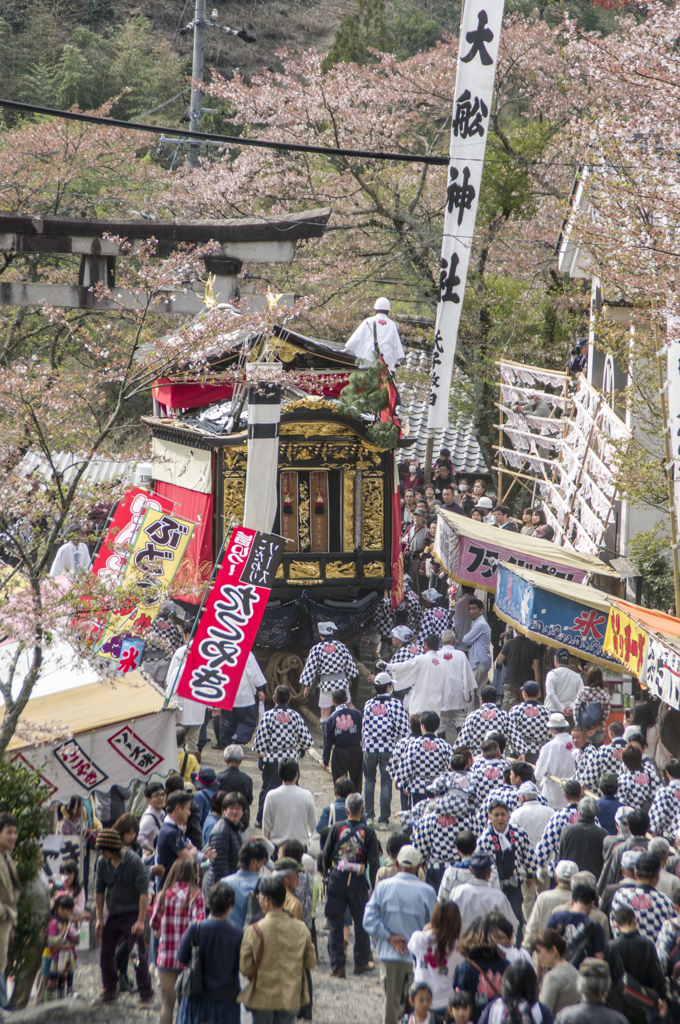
top-left (0, 98), bottom-right (449, 166)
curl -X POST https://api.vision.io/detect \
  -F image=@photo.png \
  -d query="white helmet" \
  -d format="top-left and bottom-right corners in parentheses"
top-left (374, 297), bottom-right (390, 312)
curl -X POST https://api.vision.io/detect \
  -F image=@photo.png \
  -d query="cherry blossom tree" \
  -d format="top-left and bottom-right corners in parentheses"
top-left (166, 19), bottom-right (592, 464)
top-left (558, 1), bottom-right (680, 508)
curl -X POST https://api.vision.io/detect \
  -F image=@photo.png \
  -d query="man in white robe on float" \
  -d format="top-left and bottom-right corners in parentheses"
top-left (344, 297), bottom-right (405, 372)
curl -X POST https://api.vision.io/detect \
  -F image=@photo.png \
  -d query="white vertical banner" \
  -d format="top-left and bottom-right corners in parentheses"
top-left (243, 378), bottom-right (281, 533)
top-left (427, 0), bottom-right (506, 428)
top-left (666, 309), bottom-right (680, 526)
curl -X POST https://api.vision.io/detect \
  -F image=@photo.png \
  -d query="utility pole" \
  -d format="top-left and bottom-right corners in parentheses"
top-left (188, 0), bottom-right (206, 170)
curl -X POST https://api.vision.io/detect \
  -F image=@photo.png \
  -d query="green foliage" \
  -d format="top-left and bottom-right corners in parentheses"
top-left (628, 524), bottom-right (676, 612)
top-left (322, 0), bottom-right (397, 72)
top-left (0, 758), bottom-right (51, 972)
top-left (102, 18), bottom-right (189, 121)
top-left (82, 0), bottom-right (115, 24)
top-left (55, 44), bottom-right (101, 109)
top-left (338, 361), bottom-right (398, 447)
top-left (392, 1), bottom-right (442, 59)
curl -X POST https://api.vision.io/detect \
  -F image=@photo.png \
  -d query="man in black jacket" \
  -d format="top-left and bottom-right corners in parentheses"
top-left (322, 792), bottom-right (380, 979)
top-left (203, 792), bottom-right (247, 892)
top-left (607, 904), bottom-right (666, 1024)
top-left (217, 745), bottom-right (254, 807)
top-left (558, 798), bottom-right (609, 878)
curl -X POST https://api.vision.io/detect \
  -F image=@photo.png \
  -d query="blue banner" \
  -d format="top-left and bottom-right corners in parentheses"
top-left (495, 563), bottom-right (619, 668)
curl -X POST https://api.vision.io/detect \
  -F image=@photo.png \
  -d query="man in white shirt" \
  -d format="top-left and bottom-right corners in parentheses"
top-left (447, 852), bottom-right (519, 938)
top-left (219, 650), bottom-right (267, 747)
top-left (49, 527), bottom-right (91, 576)
top-left (165, 625), bottom-right (207, 754)
top-left (535, 713), bottom-right (578, 809)
top-left (344, 297), bottom-right (405, 371)
top-left (438, 629), bottom-right (477, 743)
top-left (510, 782), bottom-right (554, 924)
top-left (544, 648), bottom-right (583, 717)
top-left (389, 637), bottom-right (449, 716)
top-left (262, 757), bottom-right (317, 849)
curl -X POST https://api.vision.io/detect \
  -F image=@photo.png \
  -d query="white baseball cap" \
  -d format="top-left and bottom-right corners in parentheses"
top-left (396, 844), bottom-right (422, 868)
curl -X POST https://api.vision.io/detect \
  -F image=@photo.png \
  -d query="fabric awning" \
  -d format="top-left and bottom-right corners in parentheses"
top-left (604, 599), bottom-right (680, 708)
top-left (2, 670), bottom-right (179, 802)
top-left (494, 562), bottom-right (621, 669)
top-left (434, 510), bottom-right (619, 593)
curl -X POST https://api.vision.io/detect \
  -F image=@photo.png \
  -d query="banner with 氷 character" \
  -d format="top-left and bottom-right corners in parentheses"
top-left (433, 510), bottom-right (618, 594)
top-left (175, 526), bottom-right (286, 711)
top-left (603, 603), bottom-right (648, 678)
top-left (494, 562), bottom-right (620, 669)
top-left (97, 508), bottom-right (195, 661)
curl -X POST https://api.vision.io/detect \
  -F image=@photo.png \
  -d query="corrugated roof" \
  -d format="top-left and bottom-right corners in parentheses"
top-left (18, 450), bottom-right (138, 487)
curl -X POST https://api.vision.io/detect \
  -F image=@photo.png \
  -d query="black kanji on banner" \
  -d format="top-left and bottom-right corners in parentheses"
top-left (461, 10), bottom-right (494, 65)
top-left (446, 166), bottom-right (476, 226)
top-left (453, 90), bottom-right (489, 139)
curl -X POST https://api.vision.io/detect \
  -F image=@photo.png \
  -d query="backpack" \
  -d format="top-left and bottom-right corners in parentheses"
top-left (245, 879), bottom-right (265, 927)
top-left (565, 920), bottom-right (597, 968)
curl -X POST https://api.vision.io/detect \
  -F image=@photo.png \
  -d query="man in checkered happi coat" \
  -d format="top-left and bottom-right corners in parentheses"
top-left (300, 621), bottom-right (357, 720)
top-left (649, 759), bottom-right (680, 836)
top-left (384, 625), bottom-right (424, 666)
top-left (412, 787), bottom-right (473, 890)
top-left (252, 684), bottom-right (314, 826)
top-left (467, 739), bottom-right (507, 813)
top-left (571, 727), bottom-right (602, 793)
top-left (610, 851), bottom-right (674, 942)
top-left (362, 673), bottom-right (411, 825)
top-left (372, 589), bottom-right (422, 642)
top-left (417, 590), bottom-right (452, 644)
top-left (507, 682), bottom-right (550, 761)
top-left (392, 711), bottom-right (453, 806)
top-left (477, 800), bottom-right (538, 926)
top-left (534, 779), bottom-right (585, 868)
top-left (617, 753), bottom-right (662, 812)
top-left (456, 686), bottom-right (510, 755)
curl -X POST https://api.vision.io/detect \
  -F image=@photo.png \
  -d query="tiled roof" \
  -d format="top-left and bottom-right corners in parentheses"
top-left (397, 349), bottom-right (487, 475)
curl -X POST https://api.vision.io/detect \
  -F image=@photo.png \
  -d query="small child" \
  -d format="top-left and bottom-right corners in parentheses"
top-left (400, 981), bottom-right (444, 1024)
top-left (44, 894), bottom-right (79, 1000)
top-left (446, 991), bottom-right (473, 1024)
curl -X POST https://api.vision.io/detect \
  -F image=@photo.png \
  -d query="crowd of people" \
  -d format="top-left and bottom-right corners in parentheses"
top-left (3, 474), bottom-right (680, 1024)
top-left (399, 455), bottom-right (555, 598)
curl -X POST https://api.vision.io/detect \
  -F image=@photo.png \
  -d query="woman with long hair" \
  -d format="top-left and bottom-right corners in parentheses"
top-left (408, 901), bottom-right (463, 1015)
top-left (452, 916), bottom-right (512, 1022)
top-left (476, 960), bottom-right (552, 1024)
top-left (531, 929), bottom-right (579, 1014)
top-left (150, 859), bottom-right (205, 1024)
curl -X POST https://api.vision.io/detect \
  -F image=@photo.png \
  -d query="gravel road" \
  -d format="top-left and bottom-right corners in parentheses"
top-left (8, 704), bottom-right (401, 1024)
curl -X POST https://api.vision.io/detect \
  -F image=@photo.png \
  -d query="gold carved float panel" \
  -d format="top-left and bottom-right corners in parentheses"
top-left (362, 474), bottom-right (384, 550)
top-left (288, 560), bottom-right (321, 578)
top-left (364, 562), bottom-right (385, 576)
top-left (326, 560), bottom-right (356, 578)
top-left (342, 470), bottom-right (355, 551)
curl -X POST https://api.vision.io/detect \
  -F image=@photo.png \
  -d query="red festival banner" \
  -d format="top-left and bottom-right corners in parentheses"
top-left (175, 527), bottom-right (286, 710)
top-left (92, 488), bottom-right (175, 581)
top-left (390, 452), bottom-right (405, 610)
